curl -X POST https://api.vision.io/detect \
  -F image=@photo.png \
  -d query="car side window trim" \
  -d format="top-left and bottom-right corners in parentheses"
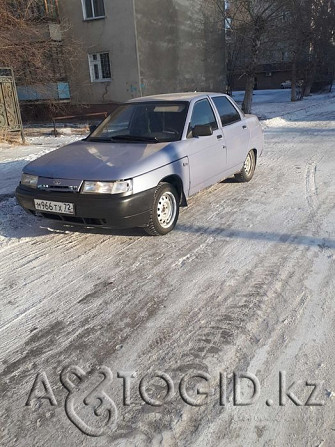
top-left (187, 98), bottom-right (220, 138)
top-left (211, 96), bottom-right (243, 127)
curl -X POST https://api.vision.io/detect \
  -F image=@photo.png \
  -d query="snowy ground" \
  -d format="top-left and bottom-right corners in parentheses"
top-left (1, 91), bottom-right (335, 446)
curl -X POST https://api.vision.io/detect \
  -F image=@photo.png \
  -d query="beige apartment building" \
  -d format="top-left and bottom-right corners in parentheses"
top-left (58, 0), bottom-right (226, 104)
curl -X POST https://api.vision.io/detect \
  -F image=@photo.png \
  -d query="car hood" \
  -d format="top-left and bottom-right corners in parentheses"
top-left (24, 139), bottom-right (177, 180)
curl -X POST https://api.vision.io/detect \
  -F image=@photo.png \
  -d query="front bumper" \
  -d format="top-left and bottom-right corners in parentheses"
top-left (15, 185), bottom-right (155, 229)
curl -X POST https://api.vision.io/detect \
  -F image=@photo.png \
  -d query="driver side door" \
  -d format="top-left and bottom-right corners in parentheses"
top-left (187, 98), bottom-right (227, 195)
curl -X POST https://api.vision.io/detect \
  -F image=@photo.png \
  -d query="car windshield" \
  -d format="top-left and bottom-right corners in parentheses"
top-left (88, 101), bottom-right (189, 143)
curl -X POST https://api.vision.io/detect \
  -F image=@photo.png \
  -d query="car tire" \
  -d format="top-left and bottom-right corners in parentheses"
top-left (235, 150), bottom-right (256, 183)
top-left (144, 182), bottom-right (180, 236)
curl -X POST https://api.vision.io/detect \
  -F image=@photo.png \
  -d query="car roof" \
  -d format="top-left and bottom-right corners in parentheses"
top-left (127, 92), bottom-right (226, 103)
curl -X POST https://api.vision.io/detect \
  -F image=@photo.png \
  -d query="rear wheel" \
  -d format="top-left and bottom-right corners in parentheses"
top-left (144, 183), bottom-right (179, 236)
top-left (235, 150), bottom-right (256, 182)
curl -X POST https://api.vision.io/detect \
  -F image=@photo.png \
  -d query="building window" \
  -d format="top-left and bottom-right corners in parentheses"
top-left (82, 0), bottom-right (105, 20)
top-left (281, 11), bottom-right (289, 21)
top-left (281, 51), bottom-right (289, 62)
top-left (88, 53), bottom-right (111, 82)
top-left (225, 17), bottom-right (232, 30)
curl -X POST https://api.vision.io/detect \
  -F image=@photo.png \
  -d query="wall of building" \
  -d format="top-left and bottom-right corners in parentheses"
top-left (134, 0), bottom-right (226, 96)
top-left (58, 0), bottom-right (141, 104)
top-left (58, 0), bottom-right (226, 104)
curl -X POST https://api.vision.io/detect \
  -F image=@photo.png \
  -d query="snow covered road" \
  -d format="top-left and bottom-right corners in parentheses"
top-left (1, 92), bottom-right (335, 446)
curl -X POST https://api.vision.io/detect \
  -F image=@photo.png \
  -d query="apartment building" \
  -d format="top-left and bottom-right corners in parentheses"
top-left (57, 0), bottom-right (226, 104)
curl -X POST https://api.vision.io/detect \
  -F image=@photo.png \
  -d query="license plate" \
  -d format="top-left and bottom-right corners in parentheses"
top-left (34, 199), bottom-right (74, 215)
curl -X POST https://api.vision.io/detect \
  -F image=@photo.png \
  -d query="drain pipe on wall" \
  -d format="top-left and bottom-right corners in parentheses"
top-left (132, 0), bottom-right (143, 97)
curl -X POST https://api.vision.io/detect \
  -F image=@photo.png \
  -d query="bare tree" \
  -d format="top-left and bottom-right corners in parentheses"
top-left (0, 0), bottom-right (79, 110)
top-left (1, 1), bottom-right (58, 81)
top-left (304, 0), bottom-right (335, 96)
top-left (212, 0), bottom-right (334, 109)
top-left (284, 0), bottom-right (310, 101)
top-left (287, 0), bottom-right (335, 101)
top-left (213, 0), bottom-right (290, 113)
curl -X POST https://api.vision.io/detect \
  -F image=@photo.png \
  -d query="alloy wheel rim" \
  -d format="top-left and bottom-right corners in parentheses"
top-left (157, 192), bottom-right (177, 228)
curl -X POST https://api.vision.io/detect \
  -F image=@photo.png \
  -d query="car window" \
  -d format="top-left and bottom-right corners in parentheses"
top-left (188, 99), bottom-right (218, 137)
top-left (212, 96), bottom-right (241, 126)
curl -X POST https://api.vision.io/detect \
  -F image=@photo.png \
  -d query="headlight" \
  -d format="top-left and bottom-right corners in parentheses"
top-left (81, 180), bottom-right (133, 194)
top-left (21, 173), bottom-right (38, 188)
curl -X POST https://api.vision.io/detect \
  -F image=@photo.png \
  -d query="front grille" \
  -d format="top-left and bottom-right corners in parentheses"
top-left (39, 185), bottom-right (79, 192)
top-left (33, 211), bottom-right (107, 226)
top-left (37, 177), bottom-right (82, 193)
top-left (41, 212), bottom-right (62, 221)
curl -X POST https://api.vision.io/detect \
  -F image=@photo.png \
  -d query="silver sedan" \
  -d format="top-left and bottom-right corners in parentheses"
top-left (16, 93), bottom-right (263, 235)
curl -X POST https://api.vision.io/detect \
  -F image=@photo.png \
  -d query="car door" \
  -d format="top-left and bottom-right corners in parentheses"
top-left (211, 96), bottom-right (250, 172)
top-left (187, 98), bottom-right (227, 195)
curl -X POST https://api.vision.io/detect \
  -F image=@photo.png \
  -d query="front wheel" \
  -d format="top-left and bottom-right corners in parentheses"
top-left (235, 150), bottom-right (256, 183)
top-left (144, 183), bottom-right (179, 236)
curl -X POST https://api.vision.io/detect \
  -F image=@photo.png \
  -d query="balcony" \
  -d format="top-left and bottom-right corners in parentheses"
top-left (17, 82), bottom-right (70, 102)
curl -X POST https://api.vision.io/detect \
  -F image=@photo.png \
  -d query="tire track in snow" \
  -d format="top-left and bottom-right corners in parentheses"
top-left (305, 161), bottom-right (318, 219)
top-left (107, 234), bottom-right (309, 443)
top-left (0, 234), bottom-right (145, 336)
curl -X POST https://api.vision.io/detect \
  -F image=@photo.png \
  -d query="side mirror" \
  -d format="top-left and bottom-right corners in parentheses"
top-left (89, 124), bottom-right (97, 134)
top-left (192, 124), bottom-right (213, 137)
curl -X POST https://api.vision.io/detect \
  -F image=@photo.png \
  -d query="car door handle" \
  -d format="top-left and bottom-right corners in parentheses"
top-left (217, 134), bottom-right (223, 139)
top-left (242, 125), bottom-right (247, 129)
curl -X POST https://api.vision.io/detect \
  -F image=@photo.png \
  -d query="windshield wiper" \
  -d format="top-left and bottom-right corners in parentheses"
top-left (86, 137), bottom-right (112, 142)
top-left (110, 135), bottom-right (159, 143)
